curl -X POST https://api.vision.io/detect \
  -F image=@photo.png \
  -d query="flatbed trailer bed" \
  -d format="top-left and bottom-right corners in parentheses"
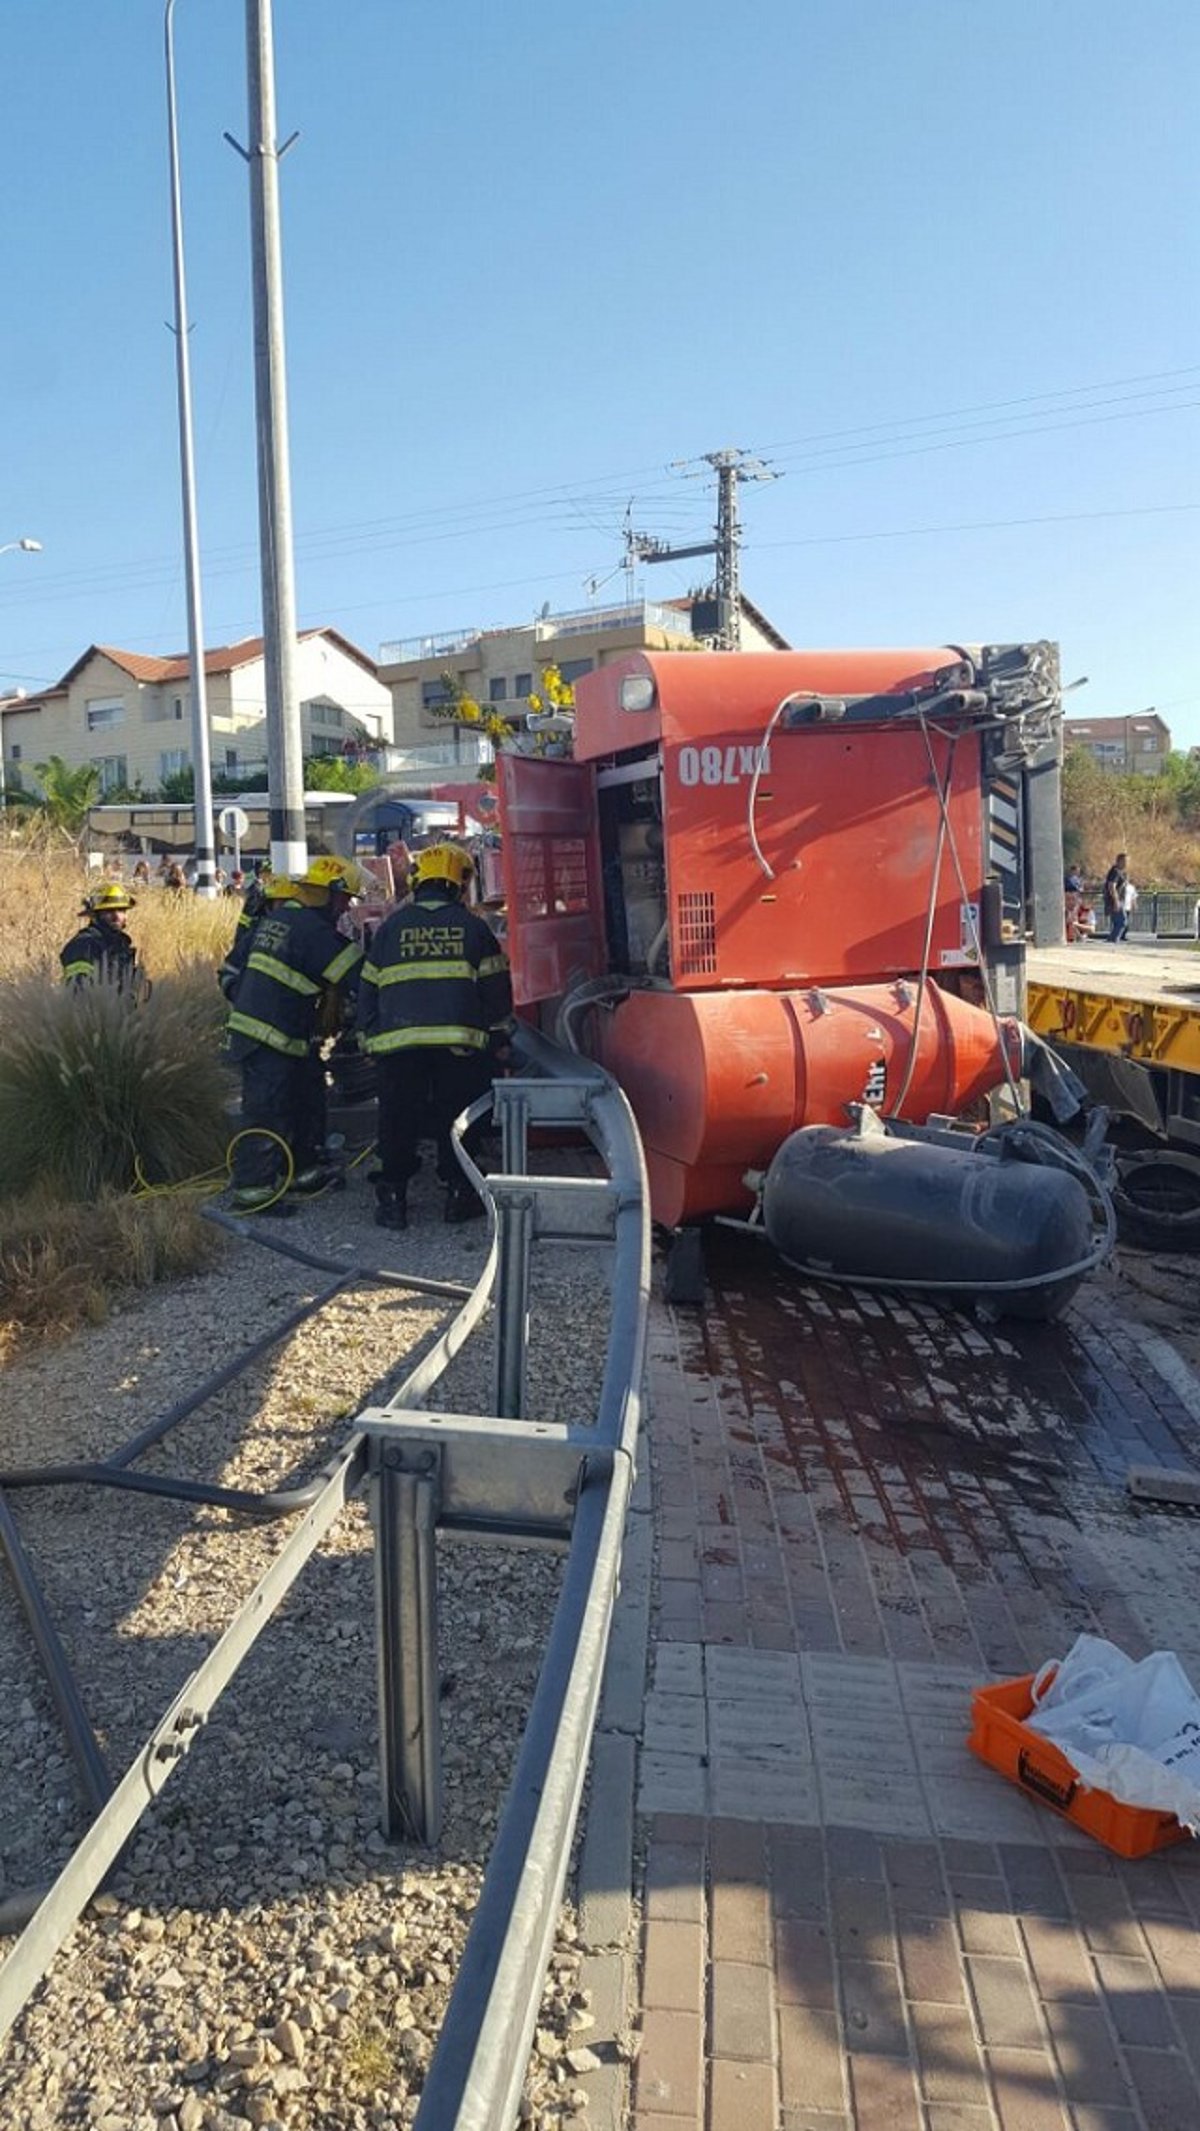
top-left (1027, 941), bottom-right (1200, 1072)
top-left (1027, 942), bottom-right (1200, 1237)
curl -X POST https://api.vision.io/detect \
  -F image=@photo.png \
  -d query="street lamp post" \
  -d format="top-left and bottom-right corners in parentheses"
top-left (0, 538), bottom-right (43, 814)
top-left (165, 0), bottom-right (218, 899)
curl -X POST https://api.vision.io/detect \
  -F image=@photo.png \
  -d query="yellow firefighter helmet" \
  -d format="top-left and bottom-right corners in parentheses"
top-left (412, 841), bottom-right (473, 891)
top-left (83, 882), bottom-right (136, 915)
top-left (301, 856), bottom-right (374, 898)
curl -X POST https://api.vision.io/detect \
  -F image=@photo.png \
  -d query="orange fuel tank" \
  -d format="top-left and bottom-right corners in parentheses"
top-left (591, 979), bottom-right (1022, 1226)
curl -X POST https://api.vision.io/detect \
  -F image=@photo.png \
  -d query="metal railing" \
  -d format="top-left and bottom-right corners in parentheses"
top-left (1127, 891), bottom-right (1200, 940)
top-left (380, 627), bottom-right (483, 664)
top-left (0, 1031), bottom-right (650, 2131)
top-left (535, 598), bottom-right (695, 641)
top-left (380, 597), bottom-right (697, 666)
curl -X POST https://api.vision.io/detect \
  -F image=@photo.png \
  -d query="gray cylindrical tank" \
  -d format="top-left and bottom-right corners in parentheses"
top-left (761, 1125), bottom-right (1094, 1318)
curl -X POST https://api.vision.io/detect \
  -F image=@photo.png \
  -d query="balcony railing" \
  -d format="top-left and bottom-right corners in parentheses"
top-left (536, 598), bottom-right (695, 640)
top-left (380, 599), bottom-right (696, 667)
top-left (379, 627), bottom-right (482, 666)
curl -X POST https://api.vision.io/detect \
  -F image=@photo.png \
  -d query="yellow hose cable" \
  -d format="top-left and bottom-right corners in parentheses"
top-left (224, 1128), bottom-right (295, 1212)
top-left (131, 1153), bottom-right (228, 1200)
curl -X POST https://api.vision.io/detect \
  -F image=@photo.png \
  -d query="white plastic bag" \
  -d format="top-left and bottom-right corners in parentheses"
top-left (1026, 1633), bottom-right (1200, 1831)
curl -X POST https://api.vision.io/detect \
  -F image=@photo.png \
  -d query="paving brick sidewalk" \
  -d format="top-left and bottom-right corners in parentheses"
top-left (627, 1247), bottom-right (1200, 2131)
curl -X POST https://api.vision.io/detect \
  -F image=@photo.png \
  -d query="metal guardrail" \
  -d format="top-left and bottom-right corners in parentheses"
top-left (0, 1031), bottom-right (650, 2131)
top-left (1127, 891), bottom-right (1200, 940)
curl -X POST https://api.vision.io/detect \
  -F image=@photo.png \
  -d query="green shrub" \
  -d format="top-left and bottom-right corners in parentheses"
top-left (0, 971), bottom-right (233, 1201)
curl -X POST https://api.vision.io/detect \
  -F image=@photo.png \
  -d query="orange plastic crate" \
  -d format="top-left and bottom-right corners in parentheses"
top-left (968, 1671), bottom-right (1190, 1859)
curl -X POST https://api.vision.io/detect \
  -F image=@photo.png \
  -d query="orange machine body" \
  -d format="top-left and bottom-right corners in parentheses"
top-left (499, 645), bottom-right (1059, 1228)
top-left (590, 979), bottom-right (1021, 1225)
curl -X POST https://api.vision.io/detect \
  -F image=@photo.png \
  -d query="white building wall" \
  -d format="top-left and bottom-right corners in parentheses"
top-left (3, 633), bottom-right (393, 798)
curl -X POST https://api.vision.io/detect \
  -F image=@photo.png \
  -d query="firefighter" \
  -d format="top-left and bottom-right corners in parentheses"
top-left (60, 884), bottom-right (145, 997)
top-left (225, 856), bottom-right (369, 1211)
top-left (217, 873), bottom-right (293, 1000)
top-left (356, 841), bottom-right (513, 1230)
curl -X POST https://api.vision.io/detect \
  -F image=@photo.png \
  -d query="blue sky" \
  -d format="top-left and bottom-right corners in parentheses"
top-left (2, 2), bottom-right (1198, 739)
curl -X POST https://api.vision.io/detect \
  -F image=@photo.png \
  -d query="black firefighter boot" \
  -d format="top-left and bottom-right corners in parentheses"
top-left (444, 1182), bottom-right (486, 1225)
top-left (374, 1180), bottom-right (408, 1231)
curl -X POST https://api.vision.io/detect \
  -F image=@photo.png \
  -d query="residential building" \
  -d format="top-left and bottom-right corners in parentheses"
top-left (1064, 711), bottom-right (1172, 775)
top-left (0, 628), bottom-right (393, 798)
top-left (378, 592), bottom-right (789, 756)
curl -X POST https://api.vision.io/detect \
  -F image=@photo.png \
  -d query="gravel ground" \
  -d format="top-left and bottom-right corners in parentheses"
top-left (0, 1152), bottom-right (613, 2131)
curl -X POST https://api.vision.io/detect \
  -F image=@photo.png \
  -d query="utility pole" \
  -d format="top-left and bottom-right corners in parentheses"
top-left (165, 0), bottom-right (217, 898)
top-left (624, 447), bottom-right (776, 648)
top-left (228, 0), bottom-right (306, 877)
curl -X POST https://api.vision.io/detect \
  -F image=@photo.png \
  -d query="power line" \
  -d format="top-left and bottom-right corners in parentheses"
top-left (749, 363), bottom-right (1200, 455)
top-left (4, 365), bottom-right (1196, 613)
top-left (750, 500), bottom-right (1200, 550)
top-left (758, 398), bottom-right (1200, 481)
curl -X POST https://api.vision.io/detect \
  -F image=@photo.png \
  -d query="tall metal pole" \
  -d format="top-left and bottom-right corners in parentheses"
top-left (165, 0), bottom-right (218, 898)
top-left (240, 0), bottom-right (307, 876)
top-left (711, 451), bottom-right (741, 651)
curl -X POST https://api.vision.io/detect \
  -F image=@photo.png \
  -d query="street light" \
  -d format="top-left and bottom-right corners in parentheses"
top-left (165, 0), bottom-right (218, 898)
top-left (1, 537), bottom-right (43, 813)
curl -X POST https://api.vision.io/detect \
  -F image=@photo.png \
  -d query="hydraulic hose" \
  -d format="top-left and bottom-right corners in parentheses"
top-left (0, 1490), bottom-right (114, 1821)
top-left (200, 1207), bottom-right (473, 1300)
top-left (0, 1465), bottom-right (309, 1519)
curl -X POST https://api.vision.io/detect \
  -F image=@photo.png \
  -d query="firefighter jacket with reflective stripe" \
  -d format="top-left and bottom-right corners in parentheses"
top-left (356, 891), bottom-right (513, 1056)
top-left (225, 900), bottom-right (363, 1060)
top-left (218, 896), bottom-right (261, 1000)
top-left (60, 920), bottom-right (141, 995)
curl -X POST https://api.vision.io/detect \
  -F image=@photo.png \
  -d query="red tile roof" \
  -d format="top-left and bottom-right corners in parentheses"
top-left (55, 628), bottom-right (380, 692)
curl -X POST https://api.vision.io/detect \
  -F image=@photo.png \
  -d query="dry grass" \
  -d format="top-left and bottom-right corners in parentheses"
top-left (0, 1188), bottom-right (221, 1359)
top-left (0, 840), bottom-right (236, 1352)
top-left (0, 834), bottom-right (238, 984)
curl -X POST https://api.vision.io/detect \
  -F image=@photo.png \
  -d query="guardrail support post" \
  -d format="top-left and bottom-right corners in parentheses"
top-left (372, 1442), bottom-right (443, 1846)
top-left (494, 1193), bottom-right (534, 1419)
top-left (498, 1086), bottom-right (530, 1174)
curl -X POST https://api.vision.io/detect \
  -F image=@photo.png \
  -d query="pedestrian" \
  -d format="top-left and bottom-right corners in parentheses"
top-left (59, 883), bottom-right (145, 998)
top-left (163, 860), bottom-right (187, 895)
top-left (1064, 867), bottom-right (1084, 942)
top-left (132, 858), bottom-right (151, 888)
top-left (1103, 852), bottom-right (1129, 942)
top-left (356, 841), bottom-right (513, 1230)
top-left (1122, 877), bottom-right (1139, 931)
top-left (224, 857), bottom-right (369, 1212)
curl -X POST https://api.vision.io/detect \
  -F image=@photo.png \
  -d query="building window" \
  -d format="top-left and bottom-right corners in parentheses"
top-left (1142, 737), bottom-right (1157, 752)
top-left (159, 749), bottom-right (190, 778)
top-left (488, 677), bottom-right (509, 704)
top-left (305, 699), bottom-right (344, 730)
top-left (95, 756), bottom-right (128, 794)
top-left (10, 744), bottom-right (20, 763)
top-left (173, 696), bottom-right (186, 720)
top-left (225, 749), bottom-right (239, 772)
top-left (421, 680), bottom-right (453, 711)
top-left (515, 671), bottom-right (532, 697)
top-left (86, 698), bottom-right (124, 732)
top-left (558, 658), bottom-right (594, 685)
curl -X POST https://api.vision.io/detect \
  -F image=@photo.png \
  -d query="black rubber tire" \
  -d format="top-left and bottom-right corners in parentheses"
top-left (1113, 1151), bottom-right (1200, 1252)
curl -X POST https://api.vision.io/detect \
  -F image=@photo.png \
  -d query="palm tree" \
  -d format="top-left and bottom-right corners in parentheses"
top-left (33, 756), bottom-right (102, 838)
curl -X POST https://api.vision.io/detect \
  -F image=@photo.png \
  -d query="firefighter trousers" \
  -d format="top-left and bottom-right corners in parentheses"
top-left (375, 1049), bottom-right (493, 1192)
top-left (233, 1045), bottom-right (323, 1188)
